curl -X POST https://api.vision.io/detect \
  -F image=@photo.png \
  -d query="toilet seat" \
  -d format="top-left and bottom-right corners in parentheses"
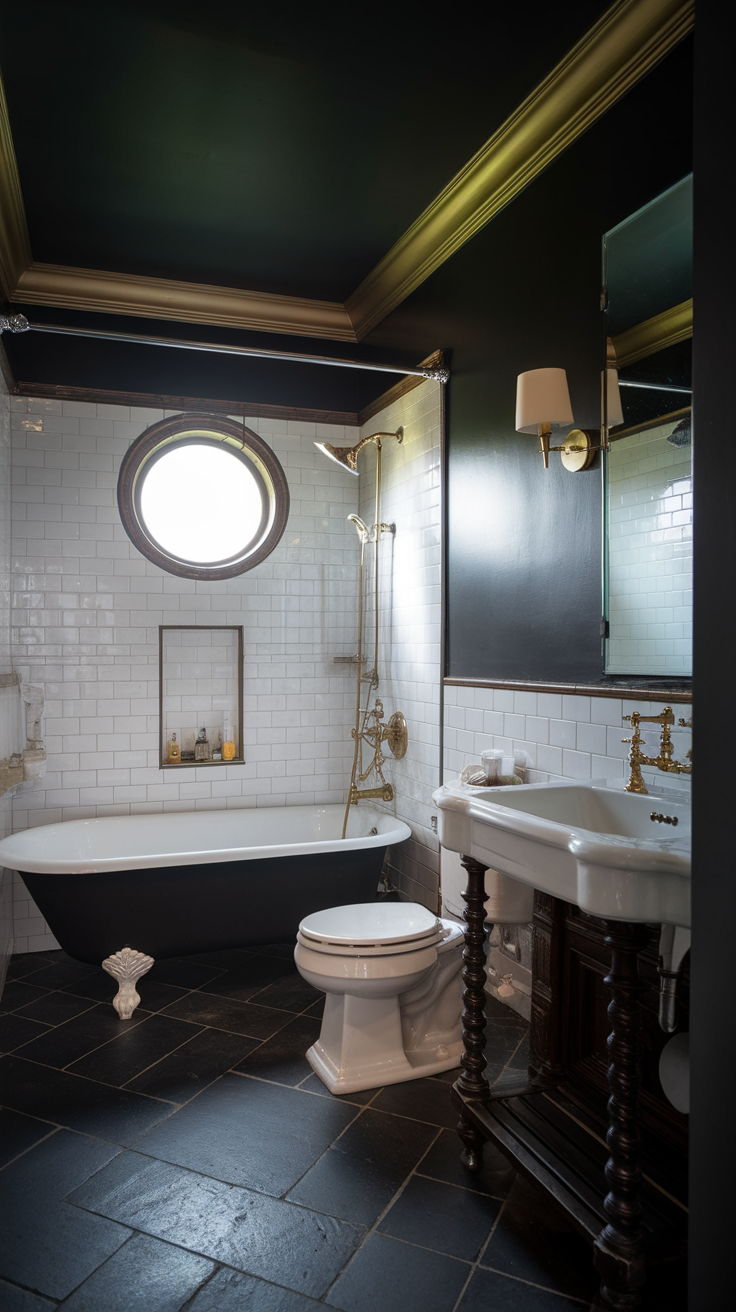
top-left (298, 902), bottom-right (444, 957)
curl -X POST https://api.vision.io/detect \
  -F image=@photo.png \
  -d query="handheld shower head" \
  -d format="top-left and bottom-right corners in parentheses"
top-left (348, 514), bottom-right (370, 542)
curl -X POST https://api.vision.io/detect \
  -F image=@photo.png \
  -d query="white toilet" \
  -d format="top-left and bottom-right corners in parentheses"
top-left (294, 902), bottom-right (465, 1094)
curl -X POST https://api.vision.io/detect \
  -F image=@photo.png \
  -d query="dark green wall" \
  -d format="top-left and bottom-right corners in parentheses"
top-left (365, 37), bottom-right (693, 683)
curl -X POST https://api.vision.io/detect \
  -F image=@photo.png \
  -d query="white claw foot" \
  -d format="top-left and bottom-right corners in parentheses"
top-left (102, 947), bottom-right (154, 1019)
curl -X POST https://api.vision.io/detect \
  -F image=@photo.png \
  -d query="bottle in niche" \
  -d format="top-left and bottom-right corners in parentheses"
top-left (167, 732), bottom-right (181, 764)
top-left (194, 727), bottom-right (210, 761)
top-left (212, 731), bottom-right (222, 762)
top-left (222, 718), bottom-right (236, 761)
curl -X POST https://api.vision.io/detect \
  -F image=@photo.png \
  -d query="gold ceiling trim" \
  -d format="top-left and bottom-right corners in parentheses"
top-left (13, 263), bottom-right (357, 341)
top-left (612, 298), bottom-right (693, 367)
top-left (1, 0), bottom-right (693, 341)
top-left (0, 75), bottom-right (32, 301)
top-left (346, 0), bottom-right (695, 339)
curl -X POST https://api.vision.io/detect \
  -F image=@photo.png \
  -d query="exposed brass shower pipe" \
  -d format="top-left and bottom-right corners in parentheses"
top-left (315, 430), bottom-right (405, 839)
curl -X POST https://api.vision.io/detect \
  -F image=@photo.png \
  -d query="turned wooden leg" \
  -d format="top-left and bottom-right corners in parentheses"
top-left (455, 854), bottom-right (491, 1171)
top-left (592, 921), bottom-right (649, 1311)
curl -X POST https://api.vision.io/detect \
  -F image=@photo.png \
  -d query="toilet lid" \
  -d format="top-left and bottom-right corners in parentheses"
top-left (299, 902), bottom-right (441, 952)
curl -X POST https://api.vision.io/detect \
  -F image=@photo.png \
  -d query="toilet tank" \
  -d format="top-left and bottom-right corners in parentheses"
top-left (440, 847), bottom-right (535, 925)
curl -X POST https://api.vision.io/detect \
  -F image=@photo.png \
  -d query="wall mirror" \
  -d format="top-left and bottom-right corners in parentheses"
top-left (603, 175), bottom-right (692, 677)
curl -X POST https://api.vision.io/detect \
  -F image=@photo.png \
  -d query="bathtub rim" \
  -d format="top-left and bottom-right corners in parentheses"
top-left (0, 803), bottom-right (412, 875)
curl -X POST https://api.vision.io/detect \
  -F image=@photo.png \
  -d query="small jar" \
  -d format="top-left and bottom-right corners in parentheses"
top-left (222, 719), bottom-right (236, 761)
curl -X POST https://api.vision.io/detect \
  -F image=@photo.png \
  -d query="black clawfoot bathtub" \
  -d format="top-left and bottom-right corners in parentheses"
top-left (0, 804), bottom-right (410, 963)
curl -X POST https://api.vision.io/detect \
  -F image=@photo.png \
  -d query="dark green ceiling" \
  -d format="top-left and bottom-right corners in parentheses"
top-left (0, 0), bottom-right (609, 301)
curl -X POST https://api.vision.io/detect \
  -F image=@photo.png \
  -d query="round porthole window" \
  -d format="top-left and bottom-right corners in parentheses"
top-left (117, 414), bottom-right (290, 579)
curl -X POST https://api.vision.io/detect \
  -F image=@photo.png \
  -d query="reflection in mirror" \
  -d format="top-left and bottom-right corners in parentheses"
top-left (603, 176), bottom-right (692, 677)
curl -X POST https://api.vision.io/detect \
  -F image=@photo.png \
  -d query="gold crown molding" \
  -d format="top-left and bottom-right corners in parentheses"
top-left (612, 298), bottom-right (693, 368)
top-left (1, 1), bottom-right (693, 343)
top-left (0, 74), bottom-right (33, 301)
top-left (13, 262), bottom-right (357, 341)
top-left (346, 0), bottom-right (695, 339)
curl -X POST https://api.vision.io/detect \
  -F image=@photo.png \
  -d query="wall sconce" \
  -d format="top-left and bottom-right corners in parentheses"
top-left (515, 367), bottom-right (623, 472)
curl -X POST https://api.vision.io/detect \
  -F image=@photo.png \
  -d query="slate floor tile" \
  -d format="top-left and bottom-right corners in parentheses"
top-left (133, 1072), bottom-right (357, 1194)
top-left (0, 1107), bottom-right (56, 1168)
top-left (255, 944), bottom-right (298, 960)
top-left (199, 956), bottom-right (293, 1001)
top-left (416, 1127), bottom-right (516, 1198)
top-left (377, 1174), bottom-right (500, 1261)
top-left (57, 1231), bottom-right (215, 1311)
top-left (0, 980), bottom-right (51, 1013)
top-left (0, 1129), bottom-right (129, 1300)
top-left (17, 960), bottom-right (96, 991)
top-left (186, 1266), bottom-right (325, 1311)
top-left (68, 1152), bottom-right (361, 1298)
top-left (327, 1232), bottom-right (469, 1312)
top-left (0, 1279), bottom-right (57, 1310)
top-left (233, 1014), bottom-right (322, 1086)
top-left (287, 1109), bottom-right (437, 1227)
top-left (370, 1077), bottom-right (461, 1129)
top-left (0, 1013), bottom-right (52, 1054)
top-left (15, 991), bottom-right (96, 1026)
top-left (62, 971), bottom-right (189, 1014)
top-left (296, 1073), bottom-right (379, 1106)
top-left (6, 954), bottom-right (50, 980)
top-left (0, 1056), bottom-right (173, 1145)
top-left (161, 992), bottom-right (293, 1039)
top-left (14, 1004), bottom-right (150, 1069)
top-left (249, 970), bottom-right (322, 1014)
top-left (184, 948), bottom-right (257, 968)
top-left (457, 1267), bottom-right (585, 1311)
top-left (127, 1028), bottom-right (260, 1103)
top-left (146, 960), bottom-right (225, 989)
top-left (68, 1014), bottom-right (204, 1086)
top-left (479, 1176), bottom-right (597, 1302)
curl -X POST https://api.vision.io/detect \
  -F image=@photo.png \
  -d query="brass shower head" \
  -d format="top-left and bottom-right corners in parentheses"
top-left (314, 442), bottom-right (360, 474)
top-left (314, 428), bottom-right (403, 474)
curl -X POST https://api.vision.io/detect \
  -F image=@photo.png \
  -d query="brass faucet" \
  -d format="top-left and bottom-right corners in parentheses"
top-left (622, 707), bottom-right (692, 794)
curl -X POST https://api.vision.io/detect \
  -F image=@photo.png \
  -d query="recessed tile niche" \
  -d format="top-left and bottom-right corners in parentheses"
top-left (159, 626), bottom-right (244, 768)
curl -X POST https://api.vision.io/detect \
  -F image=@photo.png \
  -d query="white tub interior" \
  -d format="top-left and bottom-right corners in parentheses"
top-left (0, 804), bottom-right (412, 874)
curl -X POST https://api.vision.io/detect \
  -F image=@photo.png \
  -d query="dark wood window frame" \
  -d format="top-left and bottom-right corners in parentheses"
top-left (117, 412), bottom-right (290, 580)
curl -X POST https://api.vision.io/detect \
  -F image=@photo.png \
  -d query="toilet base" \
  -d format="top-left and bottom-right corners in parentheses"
top-left (306, 1027), bottom-right (464, 1095)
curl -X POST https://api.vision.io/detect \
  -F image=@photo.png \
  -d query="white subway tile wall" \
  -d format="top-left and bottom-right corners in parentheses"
top-left (1, 375), bottom-right (13, 988)
top-left (606, 419), bottom-right (692, 675)
top-left (9, 398), bottom-right (364, 951)
top-left (443, 683), bottom-right (693, 795)
top-left (357, 381), bottom-right (442, 912)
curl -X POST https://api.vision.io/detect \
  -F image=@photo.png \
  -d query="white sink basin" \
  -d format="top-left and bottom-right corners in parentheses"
top-left (432, 779), bottom-right (691, 927)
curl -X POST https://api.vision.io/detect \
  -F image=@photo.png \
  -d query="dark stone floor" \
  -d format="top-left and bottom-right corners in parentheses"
top-left (0, 946), bottom-right (685, 1311)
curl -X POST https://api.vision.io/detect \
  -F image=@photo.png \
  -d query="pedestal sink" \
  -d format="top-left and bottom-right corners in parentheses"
top-left (433, 776), bottom-right (691, 1312)
top-left (433, 777), bottom-right (691, 926)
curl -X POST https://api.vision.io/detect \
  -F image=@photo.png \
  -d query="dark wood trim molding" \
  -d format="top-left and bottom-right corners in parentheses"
top-left (357, 351), bottom-right (445, 427)
top-left (15, 381), bottom-right (359, 428)
top-left (444, 676), bottom-right (692, 704)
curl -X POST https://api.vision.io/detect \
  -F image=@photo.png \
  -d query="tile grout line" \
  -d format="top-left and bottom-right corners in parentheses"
top-left (319, 1125), bottom-right (447, 1303)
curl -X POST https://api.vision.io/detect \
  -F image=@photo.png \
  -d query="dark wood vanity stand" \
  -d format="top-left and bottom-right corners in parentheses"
top-left (453, 856), bottom-right (688, 1312)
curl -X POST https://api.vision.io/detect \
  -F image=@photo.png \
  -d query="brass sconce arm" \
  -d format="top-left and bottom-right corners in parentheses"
top-left (623, 708), bottom-right (692, 794)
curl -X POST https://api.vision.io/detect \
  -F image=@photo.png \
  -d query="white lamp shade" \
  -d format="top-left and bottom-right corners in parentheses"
top-left (604, 367), bottom-right (625, 428)
top-left (515, 368), bottom-right (574, 433)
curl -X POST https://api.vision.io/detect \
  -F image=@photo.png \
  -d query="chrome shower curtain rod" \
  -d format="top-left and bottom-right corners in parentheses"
top-left (28, 322), bottom-right (450, 382)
